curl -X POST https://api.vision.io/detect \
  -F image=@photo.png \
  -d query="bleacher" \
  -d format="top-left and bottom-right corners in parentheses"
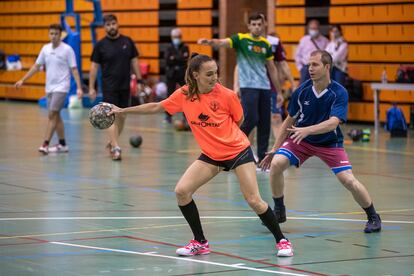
top-left (0, 0), bottom-right (412, 124)
top-left (0, 0), bottom-right (219, 100)
top-left (275, 0), bottom-right (413, 124)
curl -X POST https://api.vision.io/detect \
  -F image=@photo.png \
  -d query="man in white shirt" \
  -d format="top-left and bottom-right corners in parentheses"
top-left (15, 24), bottom-right (83, 154)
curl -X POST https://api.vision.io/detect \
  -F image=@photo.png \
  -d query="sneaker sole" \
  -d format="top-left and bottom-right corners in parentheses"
top-left (364, 227), bottom-right (381, 233)
top-left (277, 252), bottom-right (294, 257)
top-left (176, 251), bottom-right (210, 256)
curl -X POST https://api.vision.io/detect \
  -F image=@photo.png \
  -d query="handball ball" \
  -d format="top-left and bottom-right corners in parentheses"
top-left (89, 102), bottom-right (115, 130)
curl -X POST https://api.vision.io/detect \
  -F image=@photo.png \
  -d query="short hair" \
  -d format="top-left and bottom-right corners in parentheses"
top-left (171, 28), bottom-right (182, 37)
top-left (248, 12), bottom-right (265, 24)
top-left (307, 19), bottom-right (320, 27)
top-left (49, 24), bottom-right (62, 33)
top-left (310, 50), bottom-right (333, 68)
top-left (103, 14), bottom-right (118, 24)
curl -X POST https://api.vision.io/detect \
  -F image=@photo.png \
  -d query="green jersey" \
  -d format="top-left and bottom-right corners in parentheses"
top-left (229, 33), bottom-right (273, 90)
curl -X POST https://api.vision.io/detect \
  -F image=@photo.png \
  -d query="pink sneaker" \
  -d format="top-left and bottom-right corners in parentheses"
top-left (176, 240), bottom-right (210, 256)
top-left (276, 239), bottom-right (293, 257)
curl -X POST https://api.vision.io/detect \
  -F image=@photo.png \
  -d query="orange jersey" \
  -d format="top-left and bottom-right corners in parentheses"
top-left (161, 83), bottom-right (250, 160)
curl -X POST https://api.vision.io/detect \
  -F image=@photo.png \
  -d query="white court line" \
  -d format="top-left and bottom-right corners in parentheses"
top-left (0, 216), bottom-right (413, 224)
top-left (50, 241), bottom-right (307, 276)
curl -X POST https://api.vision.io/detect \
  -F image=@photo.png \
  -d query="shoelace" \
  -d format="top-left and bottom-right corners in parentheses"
top-left (278, 241), bottom-right (291, 249)
top-left (185, 240), bottom-right (200, 249)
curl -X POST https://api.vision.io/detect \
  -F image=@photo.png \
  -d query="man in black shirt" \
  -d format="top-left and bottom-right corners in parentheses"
top-left (164, 28), bottom-right (189, 123)
top-left (89, 14), bottom-right (143, 161)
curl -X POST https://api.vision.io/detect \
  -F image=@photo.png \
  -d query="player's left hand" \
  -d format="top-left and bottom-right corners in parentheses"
top-left (287, 126), bottom-right (311, 144)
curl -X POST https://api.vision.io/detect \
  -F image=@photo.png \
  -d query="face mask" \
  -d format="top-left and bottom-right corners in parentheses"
top-left (172, 38), bottom-right (181, 46)
top-left (308, 29), bottom-right (319, 38)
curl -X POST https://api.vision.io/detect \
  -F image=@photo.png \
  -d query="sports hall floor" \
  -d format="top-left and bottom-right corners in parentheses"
top-left (0, 101), bottom-right (413, 276)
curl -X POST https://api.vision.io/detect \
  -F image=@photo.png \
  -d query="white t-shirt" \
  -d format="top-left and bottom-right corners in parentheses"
top-left (36, 42), bottom-right (77, 93)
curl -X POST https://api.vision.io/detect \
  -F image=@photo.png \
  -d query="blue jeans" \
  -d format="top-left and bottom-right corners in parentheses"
top-left (300, 65), bottom-right (310, 84)
top-left (240, 88), bottom-right (271, 162)
top-left (332, 67), bottom-right (347, 86)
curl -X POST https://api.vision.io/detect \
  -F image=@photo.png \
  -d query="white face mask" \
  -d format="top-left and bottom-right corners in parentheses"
top-left (172, 38), bottom-right (181, 46)
top-left (308, 29), bottom-right (319, 38)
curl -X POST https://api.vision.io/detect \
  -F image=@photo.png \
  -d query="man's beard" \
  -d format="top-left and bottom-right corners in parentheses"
top-left (107, 29), bottom-right (118, 37)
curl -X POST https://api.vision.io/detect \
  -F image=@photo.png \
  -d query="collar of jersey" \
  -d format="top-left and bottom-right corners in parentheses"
top-left (238, 33), bottom-right (269, 44)
top-left (311, 85), bottom-right (329, 98)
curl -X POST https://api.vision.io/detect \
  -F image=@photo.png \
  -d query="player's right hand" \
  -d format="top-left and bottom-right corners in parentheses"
top-left (89, 88), bottom-right (97, 101)
top-left (259, 151), bottom-right (275, 171)
top-left (108, 104), bottom-right (122, 115)
top-left (14, 80), bottom-right (23, 89)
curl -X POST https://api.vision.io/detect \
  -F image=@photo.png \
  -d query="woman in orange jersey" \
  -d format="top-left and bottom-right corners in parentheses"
top-left (109, 54), bottom-right (293, 257)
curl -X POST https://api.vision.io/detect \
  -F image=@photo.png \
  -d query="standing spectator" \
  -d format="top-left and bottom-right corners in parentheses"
top-left (89, 14), bottom-right (143, 161)
top-left (15, 24), bottom-right (83, 154)
top-left (325, 25), bottom-right (348, 86)
top-left (164, 28), bottom-right (190, 124)
top-left (198, 12), bottom-right (281, 163)
top-left (295, 19), bottom-right (329, 84)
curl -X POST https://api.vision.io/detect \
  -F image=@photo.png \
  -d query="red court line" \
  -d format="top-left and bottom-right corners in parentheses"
top-left (123, 235), bottom-right (329, 276)
top-left (0, 235), bottom-right (123, 247)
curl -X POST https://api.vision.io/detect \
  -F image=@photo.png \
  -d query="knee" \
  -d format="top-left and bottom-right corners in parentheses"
top-left (48, 111), bottom-right (58, 120)
top-left (340, 175), bottom-right (359, 191)
top-left (245, 195), bottom-right (264, 211)
top-left (175, 186), bottom-right (192, 201)
top-left (270, 158), bottom-right (288, 174)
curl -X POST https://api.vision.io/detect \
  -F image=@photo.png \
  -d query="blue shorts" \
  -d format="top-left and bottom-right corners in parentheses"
top-left (270, 91), bottom-right (283, 115)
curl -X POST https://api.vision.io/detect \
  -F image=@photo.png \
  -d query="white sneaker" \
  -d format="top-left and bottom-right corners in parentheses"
top-left (176, 240), bottom-right (210, 256)
top-left (38, 145), bottom-right (49, 154)
top-left (276, 239), bottom-right (293, 257)
top-left (48, 144), bottom-right (69, 153)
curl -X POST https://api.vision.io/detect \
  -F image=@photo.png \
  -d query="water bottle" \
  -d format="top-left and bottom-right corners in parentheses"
top-left (381, 68), bottom-right (388, 84)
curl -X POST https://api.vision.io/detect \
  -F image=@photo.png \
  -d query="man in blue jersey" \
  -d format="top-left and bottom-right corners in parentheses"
top-left (260, 50), bottom-right (381, 233)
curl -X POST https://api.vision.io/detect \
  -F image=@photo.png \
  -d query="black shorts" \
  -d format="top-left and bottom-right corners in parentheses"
top-left (103, 90), bottom-right (130, 108)
top-left (198, 147), bottom-right (255, 171)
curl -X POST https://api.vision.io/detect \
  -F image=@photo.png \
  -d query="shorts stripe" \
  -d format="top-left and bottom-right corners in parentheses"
top-left (332, 165), bottom-right (352, 174)
top-left (276, 148), bottom-right (300, 167)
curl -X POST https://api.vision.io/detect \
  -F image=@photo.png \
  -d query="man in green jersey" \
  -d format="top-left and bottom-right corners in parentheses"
top-left (198, 12), bottom-right (281, 163)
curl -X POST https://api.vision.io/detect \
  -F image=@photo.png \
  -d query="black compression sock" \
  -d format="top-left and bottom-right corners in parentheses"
top-left (258, 206), bottom-right (286, 243)
top-left (179, 200), bottom-right (206, 243)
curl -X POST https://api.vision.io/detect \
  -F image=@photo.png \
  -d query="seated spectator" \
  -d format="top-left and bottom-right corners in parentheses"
top-left (325, 25), bottom-right (348, 86)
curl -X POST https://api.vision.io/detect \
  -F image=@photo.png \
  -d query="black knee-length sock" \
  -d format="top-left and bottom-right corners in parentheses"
top-left (179, 200), bottom-right (206, 243)
top-left (259, 206), bottom-right (286, 243)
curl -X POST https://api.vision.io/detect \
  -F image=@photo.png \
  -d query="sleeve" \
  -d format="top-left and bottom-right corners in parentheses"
top-left (287, 90), bottom-right (300, 118)
top-left (294, 37), bottom-right (304, 70)
top-left (229, 34), bottom-right (239, 49)
top-left (91, 42), bottom-right (101, 63)
top-left (228, 92), bottom-right (243, 122)
top-left (274, 42), bottom-right (287, 62)
top-left (161, 89), bottom-right (184, 115)
top-left (35, 46), bottom-right (46, 65)
top-left (265, 42), bottom-right (274, 61)
top-left (129, 38), bottom-right (139, 59)
top-left (331, 42), bottom-right (348, 65)
top-left (330, 89), bottom-right (348, 123)
top-left (67, 46), bottom-right (77, 68)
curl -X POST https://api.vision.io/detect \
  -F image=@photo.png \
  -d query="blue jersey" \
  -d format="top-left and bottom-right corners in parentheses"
top-left (288, 79), bottom-right (348, 147)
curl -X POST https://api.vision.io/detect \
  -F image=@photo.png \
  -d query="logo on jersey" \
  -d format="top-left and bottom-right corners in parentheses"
top-left (198, 113), bottom-right (210, 121)
top-left (209, 100), bottom-right (220, 112)
top-left (191, 113), bottom-right (220, 128)
top-left (304, 101), bottom-right (310, 105)
top-left (122, 44), bottom-right (127, 50)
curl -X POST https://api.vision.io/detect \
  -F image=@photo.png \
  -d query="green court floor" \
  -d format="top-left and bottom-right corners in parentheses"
top-left (0, 101), bottom-right (413, 276)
